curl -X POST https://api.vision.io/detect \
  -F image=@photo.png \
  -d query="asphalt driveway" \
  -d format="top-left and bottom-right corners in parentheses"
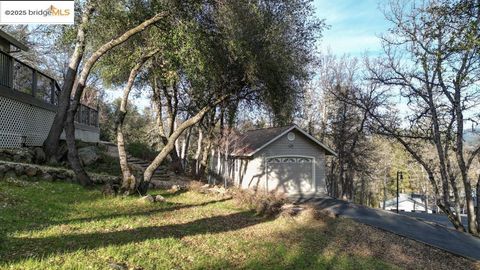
top-left (398, 211), bottom-right (468, 229)
top-left (295, 196), bottom-right (480, 261)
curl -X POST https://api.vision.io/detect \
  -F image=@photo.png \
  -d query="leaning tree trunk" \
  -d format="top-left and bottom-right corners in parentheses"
top-left (65, 12), bottom-right (167, 186)
top-left (116, 50), bottom-right (158, 195)
top-left (136, 95), bottom-right (228, 195)
top-left (44, 1), bottom-right (94, 161)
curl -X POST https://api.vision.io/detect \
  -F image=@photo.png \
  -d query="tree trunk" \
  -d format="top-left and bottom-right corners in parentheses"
top-left (152, 80), bottom-right (183, 173)
top-left (194, 128), bottom-right (203, 176)
top-left (174, 120), bottom-right (180, 156)
top-left (341, 165), bottom-right (354, 201)
top-left (116, 50), bottom-right (158, 195)
top-left (450, 179), bottom-right (464, 229)
top-left (453, 85), bottom-right (478, 235)
top-left (337, 158), bottom-right (344, 199)
top-left (65, 12), bottom-right (167, 186)
top-left (44, 2), bottom-right (94, 160)
top-left (438, 203), bottom-right (466, 231)
top-left (169, 147), bottom-right (182, 173)
top-left (65, 84), bottom-right (92, 186)
top-left (359, 177), bottom-right (365, 205)
top-left (180, 126), bottom-right (192, 168)
top-left (383, 168), bottom-right (387, 210)
top-left (199, 134), bottom-right (212, 177)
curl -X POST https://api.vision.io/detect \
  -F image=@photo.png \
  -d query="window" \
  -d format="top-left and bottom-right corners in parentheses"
top-left (267, 157), bottom-right (313, 163)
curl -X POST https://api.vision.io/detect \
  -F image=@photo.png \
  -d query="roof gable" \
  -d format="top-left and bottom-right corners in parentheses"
top-left (231, 125), bottom-right (336, 157)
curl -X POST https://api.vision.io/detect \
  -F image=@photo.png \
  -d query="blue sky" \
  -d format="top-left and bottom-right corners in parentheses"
top-left (313, 0), bottom-right (389, 56)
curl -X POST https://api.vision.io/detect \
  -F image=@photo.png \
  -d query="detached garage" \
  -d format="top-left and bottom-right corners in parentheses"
top-left (210, 125), bottom-right (336, 197)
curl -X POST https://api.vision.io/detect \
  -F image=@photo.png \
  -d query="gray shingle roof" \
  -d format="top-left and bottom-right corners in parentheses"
top-left (231, 125), bottom-right (293, 156)
top-left (230, 124), bottom-right (336, 157)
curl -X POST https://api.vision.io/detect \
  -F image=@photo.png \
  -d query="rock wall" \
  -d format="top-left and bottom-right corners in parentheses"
top-left (0, 147), bottom-right (46, 164)
top-left (0, 161), bottom-right (119, 185)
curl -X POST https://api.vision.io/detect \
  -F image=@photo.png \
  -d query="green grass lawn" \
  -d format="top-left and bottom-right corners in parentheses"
top-left (0, 180), bottom-right (477, 270)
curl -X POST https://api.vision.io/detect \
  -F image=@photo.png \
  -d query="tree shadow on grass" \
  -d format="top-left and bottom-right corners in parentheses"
top-left (62, 197), bottom-right (232, 225)
top-left (189, 218), bottom-right (480, 270)
top-left (159, 188), bottom-right (189, 198)
top-left (1, 185), bottom-right (231, 236)
top-left (1, 211), bottom-right (267, 265)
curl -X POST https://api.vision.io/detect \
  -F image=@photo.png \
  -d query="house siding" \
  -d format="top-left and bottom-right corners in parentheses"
top-left (255, 129), bottom-right (327, 194)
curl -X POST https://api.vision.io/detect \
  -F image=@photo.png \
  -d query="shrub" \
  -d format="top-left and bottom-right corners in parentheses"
top-left (187, 181), bottom-right (206, 192)
top-left (126, 142), bottom-right (157, 161)
top-left (232, 188), bottom-right (287, 217)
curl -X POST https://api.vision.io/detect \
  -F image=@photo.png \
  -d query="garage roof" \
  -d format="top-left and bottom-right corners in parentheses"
top-left (231, 124), bottom-right (336, 157)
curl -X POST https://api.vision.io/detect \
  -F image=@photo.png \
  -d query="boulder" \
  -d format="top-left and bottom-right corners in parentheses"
top-left (78, 146), bottom-right (100, 166)
top-left (25, 167), bottom-right (38, 177)
top-left (109, 262), bottom-right (128, 270)
top-left (139, 194), bottom-right (155, 203)
top-left (56, 142), bottom-right (69, 162)
top-left (24, 151), bottom-right (34, 163)
top-left (14, 165), bottom-right (24, 176)
top-left (3, 171), bottom-right (16, 180)
top-left (42, 173), bottom-right (53, 182)
top-left (209, 186), bottom-right (227, 195)
top-left (129, 163), bottom-right (144, 178)
top-left (170, 184), bottom-right (186, 193)
top-left (33, 147), bottom-right (46, 164)
top-left (154, 194), bottom-right (166, 202)
top-left (0, 164), bottom-right (7, 174)
top-left (102, 183), bottom-right (118, 196)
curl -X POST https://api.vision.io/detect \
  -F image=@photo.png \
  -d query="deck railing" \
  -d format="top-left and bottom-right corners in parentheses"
top-left (0, 50), bottom-right (98, 128)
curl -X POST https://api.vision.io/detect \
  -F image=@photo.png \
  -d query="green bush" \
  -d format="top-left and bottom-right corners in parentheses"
top-left (126, 142), bottom-right (157, 161)
top-left (84, 153), bottom-right (121, 176)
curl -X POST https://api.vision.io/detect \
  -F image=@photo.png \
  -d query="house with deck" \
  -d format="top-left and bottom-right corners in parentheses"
top-left (0, 29), bottom-right (99, 148)
top-left (210, 125), bottom-right (336, 197)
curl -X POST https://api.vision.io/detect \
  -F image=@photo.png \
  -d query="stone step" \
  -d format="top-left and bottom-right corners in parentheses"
top-left (124, 154), bottom-right (172, 180)
top-left (129, 162), bottom-right (150, 166)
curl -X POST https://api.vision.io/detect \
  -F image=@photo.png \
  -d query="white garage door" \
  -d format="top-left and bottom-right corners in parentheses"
top-left (266, 156), bottom-right (314, 194)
